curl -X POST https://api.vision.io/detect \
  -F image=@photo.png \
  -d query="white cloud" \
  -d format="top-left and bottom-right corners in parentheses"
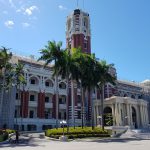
top-left (24, 5), bottom-right (38, 16)
top-left (58, 5), bottom-right (67, 11)
top-left (4, 20), bottom-right (14, 28)
top-left (22, 22), bottom-right (30, 27)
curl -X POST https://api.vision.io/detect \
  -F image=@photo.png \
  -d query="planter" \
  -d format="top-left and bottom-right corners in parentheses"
top-left (59, 135), bottom-right (68, 142)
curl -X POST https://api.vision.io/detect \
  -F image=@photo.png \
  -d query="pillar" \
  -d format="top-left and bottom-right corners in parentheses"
top-left (37, 92), bottom-right (45, 118)
top-left (21, 91), bottom-right (29, 118)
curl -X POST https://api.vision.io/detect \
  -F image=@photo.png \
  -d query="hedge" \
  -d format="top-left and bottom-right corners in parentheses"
top-left (45, 127), bottom-right (111, 139)
top-left (0, 129), bottom-right (15, 142)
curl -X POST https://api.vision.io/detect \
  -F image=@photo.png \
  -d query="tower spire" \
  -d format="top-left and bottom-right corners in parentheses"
top-left (77, 0), bottom-right (79, 8)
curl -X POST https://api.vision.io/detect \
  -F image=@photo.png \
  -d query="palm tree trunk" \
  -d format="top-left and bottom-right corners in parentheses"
top-left (81, 86), bottom-right (84, 128)
top-left (66, 76), bottom-right (69, 132)
top-left (55, 74), bottom-right (59, 129)
top-left (0, 68), bottom-right (5, 128)
top-left (101, 85), bottom-right (105, 131)
top-left (81, 86), bottom-right (86, 128)
top-left (71, 79), bottom-right (75, 128)
top-left (89, 88), bottom-right (94, 130)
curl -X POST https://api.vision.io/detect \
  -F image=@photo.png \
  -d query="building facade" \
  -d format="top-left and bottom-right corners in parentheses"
top-left (0, 9), bottom-right (150, 131)
top-left (94, 80), bottom-right (150, 129)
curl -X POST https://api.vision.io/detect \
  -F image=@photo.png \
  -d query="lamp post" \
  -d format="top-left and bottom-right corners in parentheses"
top-left (60, 120), bottom-right (67, 136)
top-left (124, 116), bottom-right (128, 126)
top-left (97, 116), bottom-right (102, 127)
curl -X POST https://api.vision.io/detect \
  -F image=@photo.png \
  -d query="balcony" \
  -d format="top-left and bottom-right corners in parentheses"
top-left (44, 87), bottom-right (54, 94)
top-left (59, 89), bottom-right (67, 95)
top-left (59, 104), bottom-right (66, 109)
top-left (29, 101), bottom-right (38, 107)
top-left (14, 118), bottom-right (56, 124)
top-left (45, 102), bottom-right (53, 108)
top-left (28, 85), bottom-right (39, 92)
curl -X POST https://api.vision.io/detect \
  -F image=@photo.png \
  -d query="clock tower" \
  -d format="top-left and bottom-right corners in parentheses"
top-left (66, 9), bottom-right (91, 54)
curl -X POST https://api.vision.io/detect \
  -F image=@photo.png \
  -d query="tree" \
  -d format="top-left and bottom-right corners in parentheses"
top-left (13, 63), bottom-right (26, 130)
top-left (74, 50), bottom-right (96, 128)
top-left (54, 49), bottom-right (80, 130)
top-left (0, 47), bottom-right (12, 127)
top-left (38, 41), bottom-right (64, 128)
top-left (97, 60), bottom-right (116, 131)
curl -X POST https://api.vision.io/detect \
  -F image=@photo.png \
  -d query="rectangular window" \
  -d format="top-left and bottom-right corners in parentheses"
top-left (14, 110), bottom-right (17, 117)
top-left (59, 98), bottom-right (62, 104)
top-left (45, 97), bottom-right (49, 103)
top-left (30, 95), bottom-right (35, 101)
top-left (45, 82), bottom-right (49, 87)
top-left (45, 111), bottom-right (48, 119)
top-left (16, 93), bottom-right (19, 100)
top-left (29, 110), bottom-right (34, 118)
top-left (31, 79), bottom-right (35, 84)
top-left (77, 111), bottom-right (81, 119)
top-left (59, 112), bottom-right (61, 119)
top-left (84, 43), bottom-right (87, 49)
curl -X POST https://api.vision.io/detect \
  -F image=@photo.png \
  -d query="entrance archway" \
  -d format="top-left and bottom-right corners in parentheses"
top-left (104, 107), bottom-right (113, 126)
top-left (132, 107), bottom-right (137, 128)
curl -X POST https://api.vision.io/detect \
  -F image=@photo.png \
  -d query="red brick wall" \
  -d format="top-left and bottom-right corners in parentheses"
top-left (21, 91), bottom-right (29, 118)
top-left (37, 92), bottom-right (45, 118)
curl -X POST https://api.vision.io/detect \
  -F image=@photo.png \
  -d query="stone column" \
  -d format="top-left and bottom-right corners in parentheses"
top-left (140, 105), bottom-right (144, 127)
top-left (136, 105), bottom-right (140, 128)
top-left (130, 104), bottom-right (133, 128)
top-left (117, 103), bottom-right (120, 125)
top-left (142, 105), bottom-right (145, 127)
top-left (112, 104), bottom-right (115, 126)
top-left (145, 106), bottom-right (149, 125)
top-left (96, 106), bottom-right (99, 126)
top-left (144, 105), bottom-right (147, 126)
top-left (115, 103), bottom-right (118, 126)
top-left (127, 104), bottom-right (131, 126)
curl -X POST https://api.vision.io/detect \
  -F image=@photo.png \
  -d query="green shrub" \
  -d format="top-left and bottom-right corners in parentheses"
top-left (46, 127), bottom-right (110, 139)
top-left (0, 132), bottom-right (8, 142)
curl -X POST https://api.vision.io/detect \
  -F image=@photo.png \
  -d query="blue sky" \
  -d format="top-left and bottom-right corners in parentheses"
top-left (0, 0), bottom-right (150, 82)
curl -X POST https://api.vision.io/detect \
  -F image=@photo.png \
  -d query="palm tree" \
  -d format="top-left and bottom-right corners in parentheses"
top-left (54, 49), bottom-right (81, 130)
top-left (38, 41), bottom-right (64, 129)
top-left (13, 63), bottom-right (26, 130)
top-left (97, 60), bottom-right (116, 131)
top-left (0, 47), bottom-right (12, 127)
top-left (74, 51), bottom-right (95, 128)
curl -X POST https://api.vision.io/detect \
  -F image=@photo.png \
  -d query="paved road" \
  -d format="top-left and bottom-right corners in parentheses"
top-left (0, 131), bottom-right (150, 150)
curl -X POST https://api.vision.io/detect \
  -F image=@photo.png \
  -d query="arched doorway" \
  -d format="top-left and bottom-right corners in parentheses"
top-left (132, 107), bottom-right (137, 128)
top-left (104, 107), bottom-right (113, 126)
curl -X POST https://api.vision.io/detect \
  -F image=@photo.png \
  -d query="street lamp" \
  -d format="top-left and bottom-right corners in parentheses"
top-left (97, 116), bottom-right (102, 127)
top-left (60, 120), bottom-right (67, 136)
top-left (124, 116), bottom-right (128, 126)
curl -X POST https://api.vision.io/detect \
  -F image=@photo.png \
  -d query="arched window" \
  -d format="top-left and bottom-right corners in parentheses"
top-left (59, 82), bottom-right (66, 89)
top-left (131, 95), bottom-right (135, 99)
top-left (124, 94), bottom-right (127, 97)
top-left (45, 79), bottom-right (53, 87)
top-left (59, 95), bottom-right (66, 104)
top-left (30, 77), bottom-right (39, 85)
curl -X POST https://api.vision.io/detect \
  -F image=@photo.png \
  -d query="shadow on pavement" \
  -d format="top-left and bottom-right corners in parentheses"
top-left (77, 137), bottom-right (150, 143)
top-left (0, 136), bottom-right (45, 148)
